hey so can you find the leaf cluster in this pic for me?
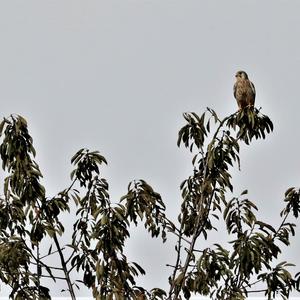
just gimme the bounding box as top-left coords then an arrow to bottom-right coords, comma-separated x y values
226,107 -> 273,144
168,107 -> 300,300
0,116 -> 168,299
0,107 -> 299,300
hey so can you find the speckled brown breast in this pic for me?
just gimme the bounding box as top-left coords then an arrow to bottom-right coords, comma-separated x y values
234,79 -> 256,109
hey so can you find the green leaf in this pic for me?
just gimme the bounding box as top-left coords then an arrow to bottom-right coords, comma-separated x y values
0,120 -> 5,136
241,190 -> 248,196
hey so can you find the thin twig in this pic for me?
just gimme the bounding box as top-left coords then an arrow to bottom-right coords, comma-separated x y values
169,114 -> 233,299
40,247 -> 65,260
30,261 -> 63,271
39,274 -> 67,281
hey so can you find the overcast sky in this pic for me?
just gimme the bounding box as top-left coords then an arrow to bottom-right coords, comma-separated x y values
1,0 -> 300,297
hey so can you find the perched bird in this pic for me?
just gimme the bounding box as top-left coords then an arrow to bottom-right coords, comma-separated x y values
233,71 -> 256,110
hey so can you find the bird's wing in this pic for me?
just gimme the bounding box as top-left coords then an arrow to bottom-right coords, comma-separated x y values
249,81 -> 256,99
233,82 -> 237,99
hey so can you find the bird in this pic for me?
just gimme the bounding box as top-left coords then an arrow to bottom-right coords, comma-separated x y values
233,70 -> 256,110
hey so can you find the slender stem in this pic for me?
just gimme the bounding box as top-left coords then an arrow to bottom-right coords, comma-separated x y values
235,197 -> 246,290
167,226 -> 184,296
37,243 -> 41,298
249,278 -> 263,286
65,207 -> 89,266
62,177 -> 78,197
169,115 -> 231,299
53,233 -> 76,300
172,193 -> 214,299
39,274 -> 67,281
30,261 -> 63,271
38,177 -> 78,298
169,228 -> 190,244
67,255 -> 85,275
65,233 -> 83,265
40,247 -> 65,260
273,211 -> 289,241
246,289 -> 267,294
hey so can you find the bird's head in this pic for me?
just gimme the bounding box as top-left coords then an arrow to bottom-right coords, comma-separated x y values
235,70 -> 249,80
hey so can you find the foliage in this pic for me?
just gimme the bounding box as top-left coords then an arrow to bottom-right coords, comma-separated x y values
0,108 -> 299,299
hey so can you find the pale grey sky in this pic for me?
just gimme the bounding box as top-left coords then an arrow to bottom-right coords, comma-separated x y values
1,0 -> 300,297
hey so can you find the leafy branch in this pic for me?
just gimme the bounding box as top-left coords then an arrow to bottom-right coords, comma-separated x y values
0,107 -> 299,300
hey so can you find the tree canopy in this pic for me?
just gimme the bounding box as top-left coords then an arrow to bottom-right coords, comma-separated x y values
0,107 -> 299,299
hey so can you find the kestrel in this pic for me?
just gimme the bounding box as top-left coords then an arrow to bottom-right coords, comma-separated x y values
233,71 -> 256,110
